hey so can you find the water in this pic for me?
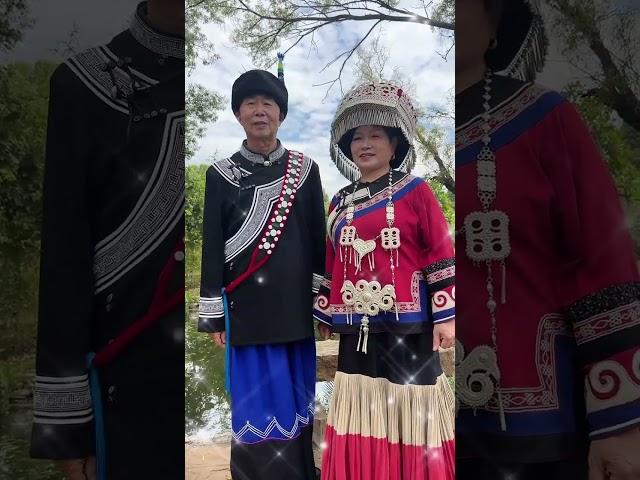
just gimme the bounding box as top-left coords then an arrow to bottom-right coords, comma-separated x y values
0,365 -> 60,480
0,314 -> 331,477
184,313 -> 334,443
184,315 -> 232,442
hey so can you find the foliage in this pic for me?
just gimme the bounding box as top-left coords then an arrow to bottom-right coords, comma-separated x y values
196,0 -> 455,95
186,163 -> 210,250
568,88 -> 640,203
565,85 -> 640,253
185,1 -> 227,159
186,84 -> 224,160
427,178 -> 455,227
351,37 -> 455,204
0,0 -> 31,53
0,62 -> 57,357
0,62 -> 55,256
546,0 -> 640,133
184,292 -> 230,436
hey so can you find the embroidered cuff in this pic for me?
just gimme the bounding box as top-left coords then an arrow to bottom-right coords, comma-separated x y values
423,258 -> 455,292
313,281 -> 332,326
199,296 -> 224,319
33,374 -> 93,425
431,284 -> 456,324
584,346 -> 640,439
31,376 -> 95,458
312,273 -> 324,294
571,284 -> 640,347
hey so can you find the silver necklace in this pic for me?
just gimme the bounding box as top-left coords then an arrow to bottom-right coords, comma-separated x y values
339,168 -> 400,353
460,71 -> 509,430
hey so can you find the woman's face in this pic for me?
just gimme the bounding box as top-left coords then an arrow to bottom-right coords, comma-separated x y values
456,0 -> 494,73
350,125 -> 398,174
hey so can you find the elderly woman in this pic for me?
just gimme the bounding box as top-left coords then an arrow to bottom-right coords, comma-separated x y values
456,0 -> 640,479
313,81 -> 456,480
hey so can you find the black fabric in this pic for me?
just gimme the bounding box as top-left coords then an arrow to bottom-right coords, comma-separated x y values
230,424 -> 316,480
456,74 -> 529,129
485,0 -> 547,76
337,332 -> 441,386
457,455 -> 589,480
198,149 -> 326,346
31,7 -> 184,463
101,308 -> 184,479
232,69 -> 289,118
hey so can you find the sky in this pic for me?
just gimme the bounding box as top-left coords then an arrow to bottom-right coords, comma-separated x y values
187,2 -> 456,196
5,1 -> 636,197
0,0 -> 136,63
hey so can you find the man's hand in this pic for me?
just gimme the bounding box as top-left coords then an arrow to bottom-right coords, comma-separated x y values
432,320 -> 455,351
58,457 -> 96,480
589,427 -> 640,480
208,331 -> 226,348
317,323 -> 332,340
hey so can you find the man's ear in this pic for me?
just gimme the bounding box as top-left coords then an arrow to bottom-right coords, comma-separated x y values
279,112 -> 285,122
234,111 -> 241,123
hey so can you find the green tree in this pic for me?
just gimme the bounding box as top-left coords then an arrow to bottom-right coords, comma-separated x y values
0,62 -> 58,355
186,83 -> 224,159
546,0 -> 640,134
203,0 -> 453,94
186,163 -> 209,249
185,163 -> 210,289
0,0 -> 31,53
351,36 -> 455,224
566,85 -> 640,253
186,1 -> 226,159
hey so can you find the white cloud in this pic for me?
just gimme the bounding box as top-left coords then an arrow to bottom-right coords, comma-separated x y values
188,1 -> 454,196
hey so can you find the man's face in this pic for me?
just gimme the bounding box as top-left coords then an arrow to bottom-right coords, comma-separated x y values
235,94 -> 282,142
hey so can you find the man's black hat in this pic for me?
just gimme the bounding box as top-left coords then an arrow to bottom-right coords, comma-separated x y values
231,69 -> 288,119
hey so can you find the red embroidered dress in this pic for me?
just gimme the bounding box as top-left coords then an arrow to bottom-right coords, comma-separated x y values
314,172 -> 455,333
314,171 -> 455,480
456,75 -> 640,463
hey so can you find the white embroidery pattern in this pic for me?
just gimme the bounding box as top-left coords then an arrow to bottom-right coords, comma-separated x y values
129,6 -> 185,59
65,46 -> 157,114
426,266 -> 455,285
232,402 -> 314,442
33,374 -> 93,425
223,154 -> 314,263
312,273 -> 324,293
199,296 -> 224,319
458,314 -> 572,412
432,287 -> 456,318
93,112 -> 185,293
575,302 -> 640,346
211,158 -> 251,187
328,175 -> 414,244
331,270 -> 425,314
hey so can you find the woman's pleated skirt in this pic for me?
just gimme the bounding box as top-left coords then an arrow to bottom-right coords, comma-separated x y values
321,333 -> 455,480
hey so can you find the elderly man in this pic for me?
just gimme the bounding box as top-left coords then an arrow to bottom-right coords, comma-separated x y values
198,67 -> 326,479
31,2 -> 185,479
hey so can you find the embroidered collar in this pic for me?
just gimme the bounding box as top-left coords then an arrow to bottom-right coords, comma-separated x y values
239,140 -> 286,165
130,2 -> 185,59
